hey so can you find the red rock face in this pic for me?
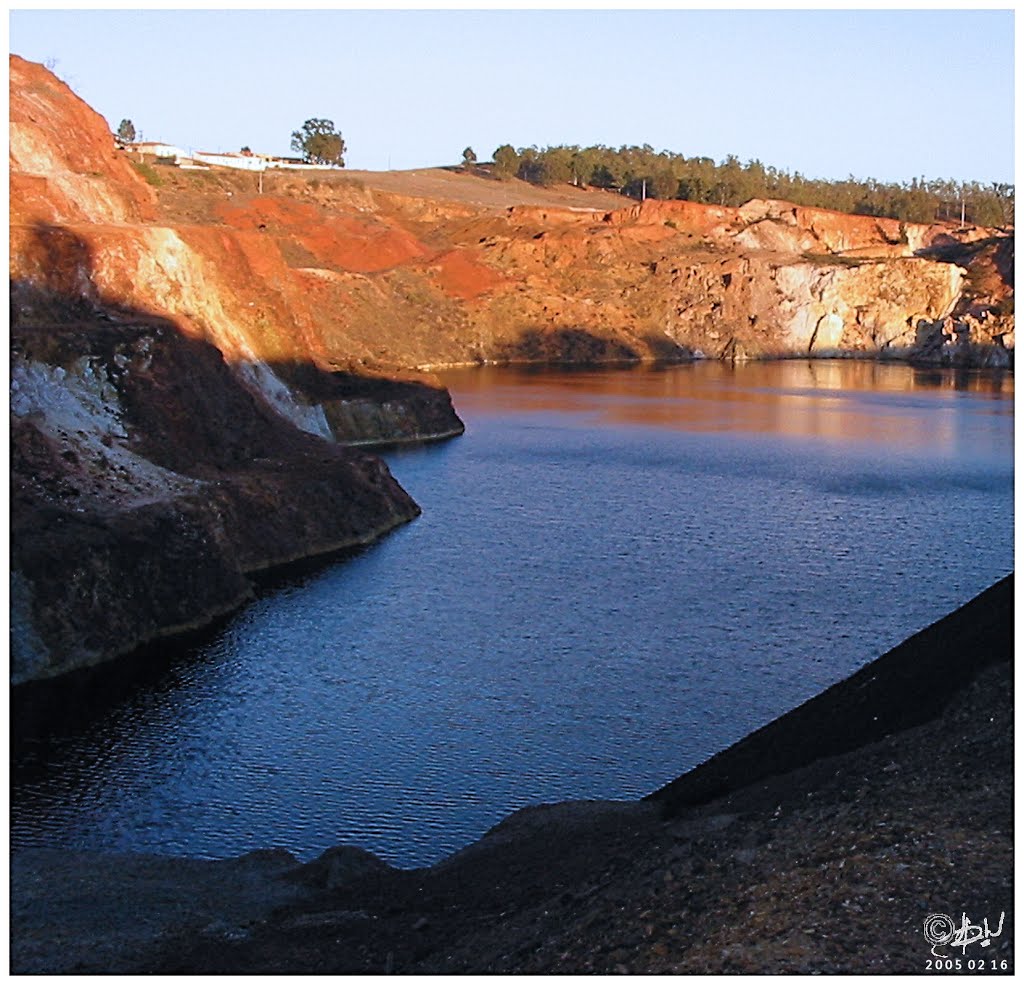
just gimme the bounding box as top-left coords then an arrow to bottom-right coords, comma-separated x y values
10,55 -> 156,224
425,249 -> 510,301
8,56 -> 463,684
214,195 -> 430,273
9,54 -> 1013,375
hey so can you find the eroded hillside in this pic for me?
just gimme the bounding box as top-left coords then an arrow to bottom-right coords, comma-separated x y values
9,56 -> 461,683
11,56 -> 1014,381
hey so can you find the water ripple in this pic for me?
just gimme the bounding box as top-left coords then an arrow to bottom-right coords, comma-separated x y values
11,362 -> 1014,868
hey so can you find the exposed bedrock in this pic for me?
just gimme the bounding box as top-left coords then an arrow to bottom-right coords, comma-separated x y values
10,315 -> 423,684
10,55 -> 1014,379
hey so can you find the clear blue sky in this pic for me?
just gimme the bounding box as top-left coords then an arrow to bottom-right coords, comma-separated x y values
9,8 -> 1016,185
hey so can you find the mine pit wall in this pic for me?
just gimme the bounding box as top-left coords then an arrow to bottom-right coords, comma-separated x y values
10,220 -> 466,447
8,54 -> 1012,687
489,251 -> 1009,370
322,396 -> 466,446
10,179 -> 1011,388
8,314 -> 431,686
645,254 -> 968,363
10,57 -> 1013,382
380,207 -> 1008,371
13,199 -> 1010,396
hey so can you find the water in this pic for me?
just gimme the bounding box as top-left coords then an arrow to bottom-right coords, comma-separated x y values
11,360 -> 1013,868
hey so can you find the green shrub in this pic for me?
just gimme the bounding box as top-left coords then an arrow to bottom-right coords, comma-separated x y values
130,161 -> 163,187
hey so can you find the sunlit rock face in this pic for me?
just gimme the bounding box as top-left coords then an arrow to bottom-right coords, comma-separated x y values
10,55 -> 1011,377
646,254 -> 965,360
10,56 -> 156,225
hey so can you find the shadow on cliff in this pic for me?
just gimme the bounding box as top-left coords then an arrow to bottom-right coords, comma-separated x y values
492,327 -> 640,365
12,222 -> 463,469
492,326 -> 695,365
914,231 -> 1015,295
11,222 -> 458,696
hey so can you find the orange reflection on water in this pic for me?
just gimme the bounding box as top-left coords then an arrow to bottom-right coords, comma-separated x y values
439,360 -> 1013,450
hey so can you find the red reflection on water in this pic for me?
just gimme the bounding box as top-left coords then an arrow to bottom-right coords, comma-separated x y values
438,360 -> 1013,449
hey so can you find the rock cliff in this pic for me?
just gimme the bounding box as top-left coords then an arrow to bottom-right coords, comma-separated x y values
8,54 -> 1014,681
9,310 -> 428,684
11,56 -> 1012,381
9,56 -> 460,683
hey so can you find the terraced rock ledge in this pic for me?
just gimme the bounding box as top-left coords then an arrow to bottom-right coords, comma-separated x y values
11,575 -> 1013,975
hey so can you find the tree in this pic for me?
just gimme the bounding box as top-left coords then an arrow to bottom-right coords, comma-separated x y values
590,163 -> 620,191
462,146 -> 477,168
466,139 -> 1012,224
571,147 -> 595,187
290,118 -> 346,166
648,166 -> 680,200
516,147 -> 545,184
116,119 -> 136,144
537,146 -> 573,186
493,144 -> 519,180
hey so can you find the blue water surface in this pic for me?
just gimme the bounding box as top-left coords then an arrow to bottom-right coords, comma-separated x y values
11,361 -> 1013,867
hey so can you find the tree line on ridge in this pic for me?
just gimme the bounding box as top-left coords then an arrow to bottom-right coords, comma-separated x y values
473,143 -> 1013,227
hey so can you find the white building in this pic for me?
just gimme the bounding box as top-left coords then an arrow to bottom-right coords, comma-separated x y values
127,141 -> 188,160
121,140 -> 340,173
192,151 -> 266,172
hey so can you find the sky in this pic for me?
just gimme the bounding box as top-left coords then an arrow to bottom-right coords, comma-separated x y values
7,7 -> 1017,186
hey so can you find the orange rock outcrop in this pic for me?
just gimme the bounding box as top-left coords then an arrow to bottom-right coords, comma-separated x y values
10,54 -> 1014,378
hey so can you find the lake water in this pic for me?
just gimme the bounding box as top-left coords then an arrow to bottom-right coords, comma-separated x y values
11,360 -> 1014,868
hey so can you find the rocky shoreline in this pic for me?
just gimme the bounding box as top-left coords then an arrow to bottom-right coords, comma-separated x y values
11,575 -> 1013,975
10,315 -> 464,685
413,345 -> 1014,373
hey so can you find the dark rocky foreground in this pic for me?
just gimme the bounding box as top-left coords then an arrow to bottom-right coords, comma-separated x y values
10,575 -> 1013,975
